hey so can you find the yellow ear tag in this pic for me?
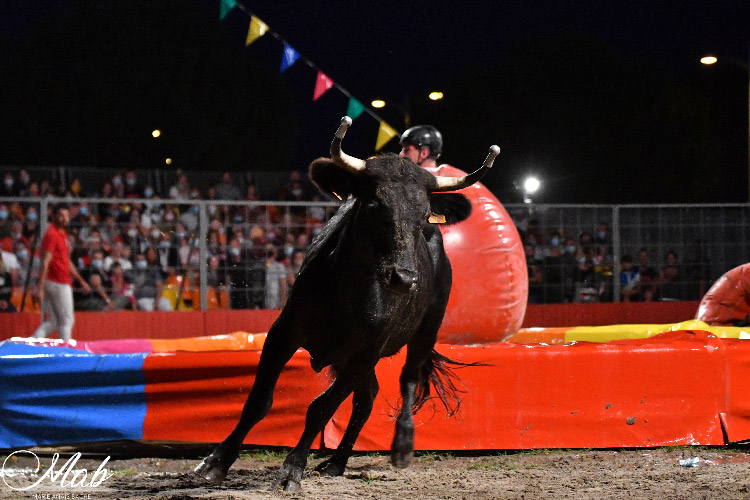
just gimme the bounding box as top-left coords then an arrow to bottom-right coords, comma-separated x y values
429,214 -> 446,224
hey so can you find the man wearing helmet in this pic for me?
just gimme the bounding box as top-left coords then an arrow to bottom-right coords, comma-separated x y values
399,125 -> 443,168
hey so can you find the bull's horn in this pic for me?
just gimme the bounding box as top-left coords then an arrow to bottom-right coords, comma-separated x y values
432,145 -> 500,192
331,116 -> 366,174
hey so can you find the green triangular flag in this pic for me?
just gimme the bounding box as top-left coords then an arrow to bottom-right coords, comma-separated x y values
220,0 -> 237,19
346,98 -> 365,121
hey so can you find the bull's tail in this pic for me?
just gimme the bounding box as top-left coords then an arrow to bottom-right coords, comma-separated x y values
412,349 -> 482,417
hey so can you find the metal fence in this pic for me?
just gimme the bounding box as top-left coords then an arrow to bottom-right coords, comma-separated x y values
505,203 -> 750,304
1,197 -> 748,311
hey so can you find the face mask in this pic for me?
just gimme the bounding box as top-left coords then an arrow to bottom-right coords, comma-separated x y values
144,188 -> 154,198
175,231 -> 186,239
136,260 -> 148,270
284,246 -> 294,256
113,176 -> 122,186
292,189 -> 303,197
159,240 -> 171,249
191,206 -> 200,214
92,259 -> 103,269
79,206 -> 88,216
16,249 -> 28,260
233,216 -> 243,223
207,205 -> 217,215
150,212 -> 161,223
0,210 -> 7,220
151,229 -> 161,239
4,179 -> 13,188
127,229 -> 138,238
229,247 -> 241,257
126,178 -> 136,186
550,237 -> 559,247
27,212 -> 38,222
164,212 -> 175,221
566,245 -> 576,254
598,231 -> 607,240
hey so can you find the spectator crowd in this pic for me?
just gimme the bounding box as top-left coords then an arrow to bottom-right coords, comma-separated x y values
514,214 -> 710,304
0,168 -> 332,313
0,167 -> 713,312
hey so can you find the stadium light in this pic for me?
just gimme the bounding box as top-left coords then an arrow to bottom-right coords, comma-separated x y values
522,176 -> 541,204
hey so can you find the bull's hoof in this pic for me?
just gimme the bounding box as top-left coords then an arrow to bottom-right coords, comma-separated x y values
271,463 -> 303,492
391,449 -> 413,469
194,457 -> 227,485
315,459 -> 345,477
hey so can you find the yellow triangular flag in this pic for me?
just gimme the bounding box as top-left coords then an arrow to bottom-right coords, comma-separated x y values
375,121 -> 397,151
246,16 -> 269,46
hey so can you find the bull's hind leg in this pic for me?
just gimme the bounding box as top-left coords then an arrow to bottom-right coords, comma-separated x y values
315,370 -> 379,476
273,375 -> 356,492
195,329 -> 300,485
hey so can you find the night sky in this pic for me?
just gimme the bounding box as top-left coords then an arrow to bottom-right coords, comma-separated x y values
1,0 -> 748,203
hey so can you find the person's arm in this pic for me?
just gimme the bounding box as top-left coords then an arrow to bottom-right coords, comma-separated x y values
279,272 -> 288,307
35,251 -> 53,302
68,258 -> 91,294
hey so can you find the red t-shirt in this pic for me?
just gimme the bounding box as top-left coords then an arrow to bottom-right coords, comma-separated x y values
42,224 -> 71,285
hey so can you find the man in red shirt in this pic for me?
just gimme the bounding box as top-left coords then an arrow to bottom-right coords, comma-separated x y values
33,204 -> 90,341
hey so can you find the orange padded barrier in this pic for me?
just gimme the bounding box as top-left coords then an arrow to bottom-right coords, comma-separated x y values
141,349 -> 330,446
325,331 -> 744,450
131,330 -> 750,450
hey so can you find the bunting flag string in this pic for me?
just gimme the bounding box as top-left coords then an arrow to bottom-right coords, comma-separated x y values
221,1 -> 399,151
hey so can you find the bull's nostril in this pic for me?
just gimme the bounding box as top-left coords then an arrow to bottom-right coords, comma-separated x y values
389,268 -> 418,294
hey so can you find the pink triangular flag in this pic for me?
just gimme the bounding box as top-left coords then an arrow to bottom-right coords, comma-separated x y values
313,71 -> 335,101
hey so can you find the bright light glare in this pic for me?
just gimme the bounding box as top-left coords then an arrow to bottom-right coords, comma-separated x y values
371,100 -> 386,108
152,129 -> 161,138
700,56 -> 718,65
428,91 -> 444,101
165,158 -> 172,165
524,177 -> 541,194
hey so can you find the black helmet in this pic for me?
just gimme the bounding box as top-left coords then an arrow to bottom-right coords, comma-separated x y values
399,125 -> 443,159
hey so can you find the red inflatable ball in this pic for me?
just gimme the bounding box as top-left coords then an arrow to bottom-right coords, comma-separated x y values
426,165 -> 528,344
696,263 -> 750,326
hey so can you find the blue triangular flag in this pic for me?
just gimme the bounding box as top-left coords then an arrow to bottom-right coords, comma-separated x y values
280,44 -> 300,73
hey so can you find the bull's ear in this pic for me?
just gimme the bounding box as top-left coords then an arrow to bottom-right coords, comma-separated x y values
309,158 -> 355,201
429,193 -> 472,225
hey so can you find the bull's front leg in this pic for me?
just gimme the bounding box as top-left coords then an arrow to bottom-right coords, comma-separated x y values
315,370 -> 379,477
195,332 -> 299,485
273,376 -> 354,492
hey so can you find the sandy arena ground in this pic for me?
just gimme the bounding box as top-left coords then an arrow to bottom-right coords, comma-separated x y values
3,445 -> 750,499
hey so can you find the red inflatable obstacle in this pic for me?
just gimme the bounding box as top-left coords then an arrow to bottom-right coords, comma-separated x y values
426,165 -> 527,344
697,263 -> 750,325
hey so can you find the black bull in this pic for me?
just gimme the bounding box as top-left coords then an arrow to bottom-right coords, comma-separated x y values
196,117 -> 500,491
